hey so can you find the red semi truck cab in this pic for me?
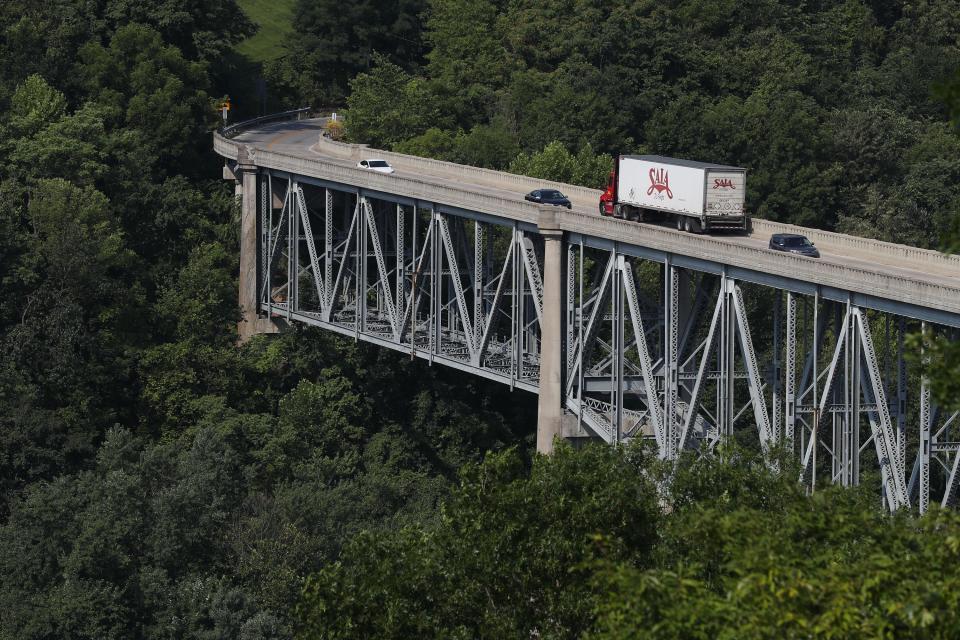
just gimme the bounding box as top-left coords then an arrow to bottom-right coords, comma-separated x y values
599,171 -> 615,216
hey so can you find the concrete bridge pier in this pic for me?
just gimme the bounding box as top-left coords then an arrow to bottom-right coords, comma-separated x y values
536,208 -> 565,454
231,148 -> 280,342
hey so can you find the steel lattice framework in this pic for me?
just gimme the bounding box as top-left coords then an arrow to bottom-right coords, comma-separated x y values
240,168 -> 959,514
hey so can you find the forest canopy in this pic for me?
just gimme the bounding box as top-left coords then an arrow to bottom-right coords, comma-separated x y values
0,0 -> 959,638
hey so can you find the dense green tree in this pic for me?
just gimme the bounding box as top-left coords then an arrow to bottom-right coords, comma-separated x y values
344,57 -> 446,148
423,0 -> 511,127
99,0 -> 256,62
298,446 -> 960,639
3,2 -> 960,638
510,140 -> 612,188
298,443 -> 661,639
264,0 -> 427,106
394,120 -> 520,169
591,492 -> 960,639
0,0 -> 252,109
76,24 -> 213,173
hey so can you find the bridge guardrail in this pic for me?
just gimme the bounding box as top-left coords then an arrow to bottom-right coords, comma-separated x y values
750,219 -> 960,271
313,136 -> 602,203
241,144 -> 544,225
220,107 -> 312,139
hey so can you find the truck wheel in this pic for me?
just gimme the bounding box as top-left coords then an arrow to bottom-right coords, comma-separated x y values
676,217 -> 684,231
598,203 -> 605,216
683,218 -> 692,233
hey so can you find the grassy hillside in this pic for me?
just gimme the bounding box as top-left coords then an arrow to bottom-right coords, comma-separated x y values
236,0 -> 296,62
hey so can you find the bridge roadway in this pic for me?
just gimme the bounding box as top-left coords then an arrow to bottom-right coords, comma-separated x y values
217,119 -> 960,326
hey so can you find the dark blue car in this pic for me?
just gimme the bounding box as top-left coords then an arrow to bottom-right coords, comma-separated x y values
769,233 -> 820,258
525,189 -> 572,209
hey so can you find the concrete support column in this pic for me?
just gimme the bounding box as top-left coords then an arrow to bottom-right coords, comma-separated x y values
234,149 -> 279,342
537,209 -> 564,454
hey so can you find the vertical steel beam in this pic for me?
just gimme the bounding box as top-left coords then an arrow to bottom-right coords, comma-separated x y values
897,318 -> 907,469
566,243 -> 577,372
920,321 -> 931,514
324,189 -> 333,309
357,195 -> 367,334
288,178 -> 299,319
431,208 -> 440,362
850,305 -> 861,486
664,257 -> 680,457
515,229 -> 524,384
773,290 -> 783,442
509,227 -> 518,388
474,221 -> 485,348
718,273 -> 736,438
577,240 -> 585,431
811,289 -> 820,492
785,292 -> 798,447
324,200 -> 358,323
358,197 -> 399,336
266,175 -> 274,317
397,204 -> 405,331
611,252 -> 621,441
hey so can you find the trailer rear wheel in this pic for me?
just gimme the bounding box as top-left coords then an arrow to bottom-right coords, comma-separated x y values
676,216 -> 684,231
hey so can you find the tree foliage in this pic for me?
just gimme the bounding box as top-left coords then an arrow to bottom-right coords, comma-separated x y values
2,1 -> 960,638
298,443 -> 661,639
264,0 -> 428,106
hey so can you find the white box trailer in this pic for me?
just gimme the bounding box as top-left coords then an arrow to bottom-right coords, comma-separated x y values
600,155 -> 749,233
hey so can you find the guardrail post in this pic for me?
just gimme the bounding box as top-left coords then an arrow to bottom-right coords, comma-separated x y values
536,208 -> 565,453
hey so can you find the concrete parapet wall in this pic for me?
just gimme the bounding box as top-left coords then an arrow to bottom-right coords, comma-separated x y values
313,135 -> 601,202
752,219 -> 960,273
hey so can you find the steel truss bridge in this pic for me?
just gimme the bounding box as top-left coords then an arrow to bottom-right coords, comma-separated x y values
216,111 -> 960,514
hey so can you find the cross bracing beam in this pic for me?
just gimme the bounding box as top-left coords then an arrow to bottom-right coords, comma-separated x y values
239,169 -> 960,513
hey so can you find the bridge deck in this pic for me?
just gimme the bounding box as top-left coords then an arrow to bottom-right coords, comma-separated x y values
217,119 -> 960,324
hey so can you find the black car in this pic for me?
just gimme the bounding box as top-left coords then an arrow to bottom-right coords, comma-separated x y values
525,189 -> 572,209
769,233 -> 820,258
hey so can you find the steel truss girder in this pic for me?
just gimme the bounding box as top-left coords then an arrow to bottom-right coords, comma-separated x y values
250,177 -> 959,512
262,184 -> 547,386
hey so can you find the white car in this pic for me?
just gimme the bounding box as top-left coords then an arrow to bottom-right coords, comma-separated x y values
357,159 -> 395,174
